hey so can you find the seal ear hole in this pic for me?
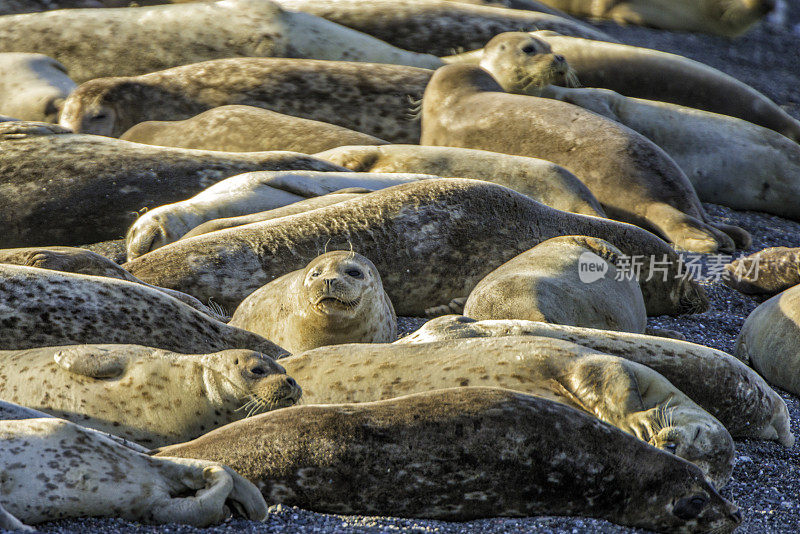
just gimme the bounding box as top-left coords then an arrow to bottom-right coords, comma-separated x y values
672,494 -> 708,520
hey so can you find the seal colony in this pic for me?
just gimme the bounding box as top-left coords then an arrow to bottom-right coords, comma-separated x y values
0,0 -> 797,531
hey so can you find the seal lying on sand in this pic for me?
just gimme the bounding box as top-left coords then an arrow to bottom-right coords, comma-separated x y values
420,64 -> 740,253
463,236 -> 648,333
0,417 -> 267,529
0,345 -> 300,447
282,337 -> 734,486
0,246 -> 227,320
0,0 -> 440,83
0,53 -> 75,122
59,58 -> 432,140
231,251 -> 397,353
155,387 -> 742,532
316,144 -> 605,217
724,247 -> 800,295
399,315 -> 795,447
123,179 -> 708,317
0,121 -> 344,247
125,171 -> 435,260
736,284 -> 800,396
271,0 -> 614,56
119,105 -> 388,153
0,264 -> 286,357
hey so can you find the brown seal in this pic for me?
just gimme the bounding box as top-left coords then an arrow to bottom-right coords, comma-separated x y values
724,247 -> 800,295
154,387 -> 742,532
231,251 -> 396,352
0,0 -> 440,83
0,417 -> 267,529
736,284 -> 800,396
463,236 -> 647,332
316,143 -> 605,217
123,178 -> 708,317
399,315 -> 795,447
271,0 -> 614,56
59,58 -> 432,141
420,63 -> 740,253
0,53 -> 75,122
119,105 -> 387,153
282,336 -> 735,486
0,264 -> 287,357
0,345 -> 300,447
0,121 -> 345,247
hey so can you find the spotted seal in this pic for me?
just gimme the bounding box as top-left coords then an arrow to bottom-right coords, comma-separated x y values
0,121 -> 345,247
724,247 -> 800,295
316,144 -> 605,217
231,251 -> 396,353
123,178 -> 708,317
59,58 -> 432,140
0,417 -> 267,529
119,105 -> 388,153
283,336 -> 734,486
271,0 -> 614,57
0,53 -> 75,122
0,264 -> 287,356
155,387 -> 742,531
736,284 -> 800,396
0,0 -> 440,83
0,345 -> 300,447
125,171 -> 435,260
420,63 -> 741,253
399,315 -> 795,447
463,236 -> 647,332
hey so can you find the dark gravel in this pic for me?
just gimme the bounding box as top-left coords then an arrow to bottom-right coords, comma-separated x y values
9,2 -> 800,533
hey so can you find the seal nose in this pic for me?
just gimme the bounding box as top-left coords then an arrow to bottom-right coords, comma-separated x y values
731,509 -> 742,524
554,54 -> 566,64
286,376 -> 298,389
759,0 -> 776,14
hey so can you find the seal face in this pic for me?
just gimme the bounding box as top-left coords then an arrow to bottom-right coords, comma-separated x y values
398,315 -> 795,447
0,345 -> 301,447
0,53 -> 75,122
155,387 -> 742,532
0,417 -> 267,528
231,251 -> 397,353
725,247 -> 800,295
280,336 -> 734,486
463,235 -> 648,333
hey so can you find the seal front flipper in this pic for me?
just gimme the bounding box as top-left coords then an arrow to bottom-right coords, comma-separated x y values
0,502 -> 33,532
54,346 -> 130,379
425,297 -> 467,317
0,120 -> 71,140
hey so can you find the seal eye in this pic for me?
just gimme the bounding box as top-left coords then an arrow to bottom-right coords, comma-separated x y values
90,113 -> 108,121
310,271 -> 320,278
521,44 -> 537,54
250,366 -> 267,376
672,495 -> 708,520
346,269 -> 363,278
664,443 -> 677,454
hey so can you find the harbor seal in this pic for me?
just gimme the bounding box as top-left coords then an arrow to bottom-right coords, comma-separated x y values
0,0 -> 440,83
530,0 -> 774,36
181,190 -> 369,240
516,32 -> 800,142
125,171 -> 435,260
420,64 -> 739,253
0,264 -> 287,357
0,53 -> 75,122
155,387 -> 742,531
230,251 -> 397,353
724,247 -> 800,295
282,337 -> 734,486
123,179 -> 708,317
271,0 -> 614,56
0,246 -> 228,320
0,345 -> 301,447
119,105 -> 388,153
0,121 -> 345,247
59,58 -> 432,140
316,144 -> 605,217
399,315 -> 795,446
463,236 -> 647,332
0,417 -> 267,529
736,284 -> 800,396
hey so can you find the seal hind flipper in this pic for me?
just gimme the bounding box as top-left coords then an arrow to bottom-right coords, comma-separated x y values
54,346 -> 130,379
261,173 -> 349,198
0,503 -> 33,532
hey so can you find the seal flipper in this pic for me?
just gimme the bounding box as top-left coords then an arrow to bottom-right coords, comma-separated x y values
645,203 -> 735,253
425,297 -> 467,318
261,174 -> 343,198
54,346 -> 130,379
0,502 -> 33,532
